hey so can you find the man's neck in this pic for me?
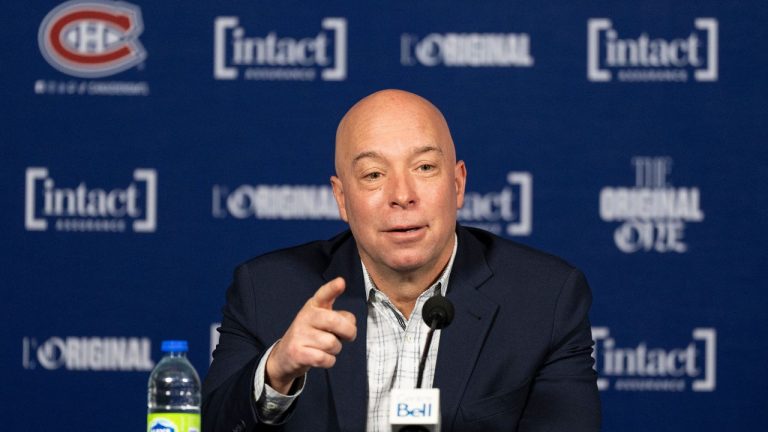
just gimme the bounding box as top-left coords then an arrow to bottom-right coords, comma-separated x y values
361,237 -> 456,319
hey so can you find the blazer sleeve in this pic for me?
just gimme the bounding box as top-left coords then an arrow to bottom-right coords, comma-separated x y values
517,268 -> 602,432
202,263 -> 298,432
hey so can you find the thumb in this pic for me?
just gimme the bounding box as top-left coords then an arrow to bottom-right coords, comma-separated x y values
312,277 -> 346,309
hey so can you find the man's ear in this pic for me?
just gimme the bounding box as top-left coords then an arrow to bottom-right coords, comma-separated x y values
330,175 -> 349,222
454,161 -> 467,209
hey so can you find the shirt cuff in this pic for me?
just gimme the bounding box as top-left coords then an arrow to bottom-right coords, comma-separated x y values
253,341 -> 306,424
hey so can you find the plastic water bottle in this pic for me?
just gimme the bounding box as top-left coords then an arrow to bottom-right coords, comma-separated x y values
147,340 -> 201,432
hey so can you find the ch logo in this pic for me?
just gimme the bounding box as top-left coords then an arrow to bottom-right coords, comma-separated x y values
38,0 -> 147,78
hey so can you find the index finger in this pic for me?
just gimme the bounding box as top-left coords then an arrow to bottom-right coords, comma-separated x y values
312,277 -> 346,309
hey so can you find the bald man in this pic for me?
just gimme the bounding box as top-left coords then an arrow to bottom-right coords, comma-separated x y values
203,90 -> 601,432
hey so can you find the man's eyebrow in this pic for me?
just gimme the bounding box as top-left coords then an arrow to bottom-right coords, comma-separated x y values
351,146 -> 443,165
352,151 -> 382,165
413,146 -> 443,156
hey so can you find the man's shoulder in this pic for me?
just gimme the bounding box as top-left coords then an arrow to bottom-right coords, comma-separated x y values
236,230 -> 354,275
460,226 -> 579,278
459,227 -> 589,309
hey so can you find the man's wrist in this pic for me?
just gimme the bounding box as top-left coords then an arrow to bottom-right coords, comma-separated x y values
254,342 -> 306,425
265,343 -> 298,394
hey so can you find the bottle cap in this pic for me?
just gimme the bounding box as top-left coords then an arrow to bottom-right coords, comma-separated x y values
161,340 -> 188,353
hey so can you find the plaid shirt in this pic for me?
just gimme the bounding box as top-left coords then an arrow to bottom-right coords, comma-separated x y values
255,236 -> 458,431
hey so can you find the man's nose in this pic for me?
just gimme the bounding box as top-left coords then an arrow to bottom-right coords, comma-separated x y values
388,173 -> 417,209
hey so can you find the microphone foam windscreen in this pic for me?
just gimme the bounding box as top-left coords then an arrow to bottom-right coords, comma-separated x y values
421,295 -> 455,329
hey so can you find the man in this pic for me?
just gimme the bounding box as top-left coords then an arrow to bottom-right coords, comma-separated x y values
203,90 -> 601,431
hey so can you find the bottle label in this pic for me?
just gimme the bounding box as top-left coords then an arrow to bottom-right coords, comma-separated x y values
147,413 -> 200,432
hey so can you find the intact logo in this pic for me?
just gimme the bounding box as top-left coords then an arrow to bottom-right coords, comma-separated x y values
458,172 -> 532,236
25,167 -> 157,233
588,18 -> 718,82
599,157 -> 703,253
22,336 -> 154,371
401,32 -> 533,67
38,0 -> 146,79
214,17 -> 347,81
592,327 -> 716,392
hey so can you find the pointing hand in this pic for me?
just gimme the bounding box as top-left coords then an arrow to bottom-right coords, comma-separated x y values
265,277 -> 357,393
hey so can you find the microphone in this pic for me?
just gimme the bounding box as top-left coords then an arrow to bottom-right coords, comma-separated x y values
390,288 -> 455,432
422,294 -> 455,329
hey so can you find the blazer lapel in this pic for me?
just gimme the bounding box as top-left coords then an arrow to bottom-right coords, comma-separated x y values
323,233 -> 369,432
434,227 -> 498,431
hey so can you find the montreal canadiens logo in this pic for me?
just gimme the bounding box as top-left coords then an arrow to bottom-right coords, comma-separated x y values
38,0 -> 146,78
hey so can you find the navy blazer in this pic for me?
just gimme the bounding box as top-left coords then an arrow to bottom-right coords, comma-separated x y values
203,226 -> 601,431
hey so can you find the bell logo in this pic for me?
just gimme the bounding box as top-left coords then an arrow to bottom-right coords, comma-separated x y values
38,0 -> 147,78
396,403 -> 433,418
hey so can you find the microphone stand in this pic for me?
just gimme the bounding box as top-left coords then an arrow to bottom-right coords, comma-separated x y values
416,317 -> 438,389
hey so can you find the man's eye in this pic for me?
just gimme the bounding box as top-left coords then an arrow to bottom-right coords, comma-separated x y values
418,164 -> 435,172
364,172 -> 382,180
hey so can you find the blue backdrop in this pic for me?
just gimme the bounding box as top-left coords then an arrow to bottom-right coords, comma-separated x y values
3,1 -> 767,430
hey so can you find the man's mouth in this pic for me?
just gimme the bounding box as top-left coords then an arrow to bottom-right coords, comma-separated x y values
386,226 -> 424,233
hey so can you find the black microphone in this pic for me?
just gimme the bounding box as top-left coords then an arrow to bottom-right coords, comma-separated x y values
422,293 -> 455,330
416,289 -> 454,388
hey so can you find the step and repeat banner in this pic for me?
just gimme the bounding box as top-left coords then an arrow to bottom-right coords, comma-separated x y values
3,1 -> 766,430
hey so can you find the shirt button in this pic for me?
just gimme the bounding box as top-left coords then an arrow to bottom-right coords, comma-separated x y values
266,402 -> 278,410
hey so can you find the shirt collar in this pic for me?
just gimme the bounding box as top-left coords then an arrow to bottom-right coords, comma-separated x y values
362,233 -> 457,302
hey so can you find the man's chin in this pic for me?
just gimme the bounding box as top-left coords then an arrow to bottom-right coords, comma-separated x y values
383,255 -> 430,273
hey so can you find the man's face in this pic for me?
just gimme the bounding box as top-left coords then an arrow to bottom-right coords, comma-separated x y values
331,93 -> 466,276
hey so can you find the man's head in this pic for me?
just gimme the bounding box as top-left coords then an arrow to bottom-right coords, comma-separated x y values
331,89 -> 466,280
